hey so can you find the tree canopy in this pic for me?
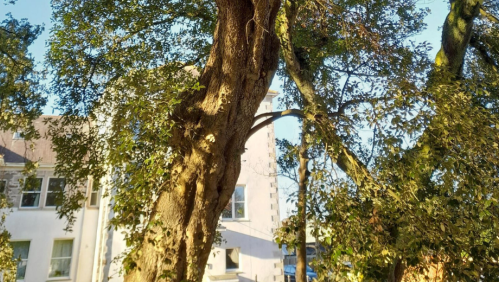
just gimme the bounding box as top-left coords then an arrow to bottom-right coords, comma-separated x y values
0,0 -> 46,279
1,0 -> 499,281
274,0 -> 499,281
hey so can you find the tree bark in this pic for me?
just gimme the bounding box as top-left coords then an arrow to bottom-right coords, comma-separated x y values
123,0 -> 281,281
295,121 -> 310,282
388,259 -> 405,282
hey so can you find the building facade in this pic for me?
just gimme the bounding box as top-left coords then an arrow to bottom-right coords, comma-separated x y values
0,92 -> 283,282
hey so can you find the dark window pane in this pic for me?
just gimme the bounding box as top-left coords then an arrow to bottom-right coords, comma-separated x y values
11,241 -> 30,259
92,180 -> 100,191
0,180 -> 6,193
21,193 -> 40,207
234,186 -> 244,201
48,178 -> 65,192
11,241 -> 30,280
46,193 -> 63,206
16,261 -> 27,279
24,178 -> 42,192
90,192 -> 98,206
46,178 -> 65,206
235,203 -> 245,218
226,249 -> 239,269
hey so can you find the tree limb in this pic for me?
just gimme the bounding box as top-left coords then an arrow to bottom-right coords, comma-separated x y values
480,7 -> 499,24
469,33 -> 499,71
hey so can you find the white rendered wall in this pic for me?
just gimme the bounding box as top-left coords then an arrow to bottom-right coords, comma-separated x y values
3,168 -> 99,282
5,206 -> 99,282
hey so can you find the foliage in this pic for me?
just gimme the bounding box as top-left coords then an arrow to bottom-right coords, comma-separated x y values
37,0 -> 499,280
0,1 -> 46,277
274,0 -> 499,281
45,0 -> 216,248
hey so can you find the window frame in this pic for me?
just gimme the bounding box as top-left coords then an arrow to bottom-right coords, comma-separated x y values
10,240 -> 31,282
12,132 -> 24,140
225,248 -> 241,272
88,179 -> 100,207
44,178 -> 66,207
19,177 -> 43,208
0,179 -> 7,194
221,185 -> 247,220
48,239 -> 74,279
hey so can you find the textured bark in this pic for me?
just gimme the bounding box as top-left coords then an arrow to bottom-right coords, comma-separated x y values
435,0 -> 483,75
295,122 -> 310,282
388,259 -> 405,282
123,1 -> 281,281
400,0 -> 483,188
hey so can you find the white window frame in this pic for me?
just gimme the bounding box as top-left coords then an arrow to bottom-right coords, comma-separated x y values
225,248 -> 241,272
10,240 -> 31,282
48,239 -> 73,279
222,185 -> 246,220
45,178 -> 66,207
88,179 -> 100,207
20,178 -> 43,208
13,132 -> 23,139
0,179 -> 7,194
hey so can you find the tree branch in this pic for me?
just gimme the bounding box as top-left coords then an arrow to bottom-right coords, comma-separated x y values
480,7 -> 499,24
469,33 -> 499,71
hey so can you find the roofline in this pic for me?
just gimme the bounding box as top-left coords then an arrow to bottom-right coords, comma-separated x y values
267,89 -> 279,97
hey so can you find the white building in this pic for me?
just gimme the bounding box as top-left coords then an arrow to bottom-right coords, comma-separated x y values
0,92 -> 283,282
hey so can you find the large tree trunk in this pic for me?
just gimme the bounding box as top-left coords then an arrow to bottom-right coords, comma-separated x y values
123,1 -> 281,281
295,122 -> 310,282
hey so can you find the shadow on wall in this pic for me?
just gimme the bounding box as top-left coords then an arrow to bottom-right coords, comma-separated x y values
221,229 -> 281,260
0,146 -> 29,163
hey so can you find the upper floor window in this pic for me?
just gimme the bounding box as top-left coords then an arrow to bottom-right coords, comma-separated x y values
11,241 -> 30,281
13,132 -> 23,139
89,179 -> 100,207
0,180 -> 6,194
20,178 -> 42,208
222,186 -> 245,219
49,239 -> 73,278
45,178 -> 66,207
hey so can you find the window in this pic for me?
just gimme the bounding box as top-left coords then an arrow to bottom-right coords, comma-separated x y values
0,180 -> 6,194
13,132 -> 23,139
89,179 -> 99,207
11,241 -> 30,281
49,240 -> 73,278
226,248 -> 240,271
20,178 -> 42,208
222,186 -> 245,219
45,178 -> 65,207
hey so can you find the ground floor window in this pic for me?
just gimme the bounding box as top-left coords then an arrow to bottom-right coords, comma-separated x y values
49,239 -> 73,278
226,248 -> 240,271
11,241 -> 30,280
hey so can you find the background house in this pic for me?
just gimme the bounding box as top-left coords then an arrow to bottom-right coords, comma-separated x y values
0,91 -> 283,282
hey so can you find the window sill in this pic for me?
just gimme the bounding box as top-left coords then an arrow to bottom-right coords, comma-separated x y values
221,219 -> 250,222
46,277 -> 71,281
17,206 -> 41,210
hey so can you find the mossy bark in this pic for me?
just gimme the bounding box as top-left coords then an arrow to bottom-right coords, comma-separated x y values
123,1 -> 281,281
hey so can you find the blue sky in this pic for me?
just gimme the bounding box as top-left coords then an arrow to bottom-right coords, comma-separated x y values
2,0 -> 450,219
